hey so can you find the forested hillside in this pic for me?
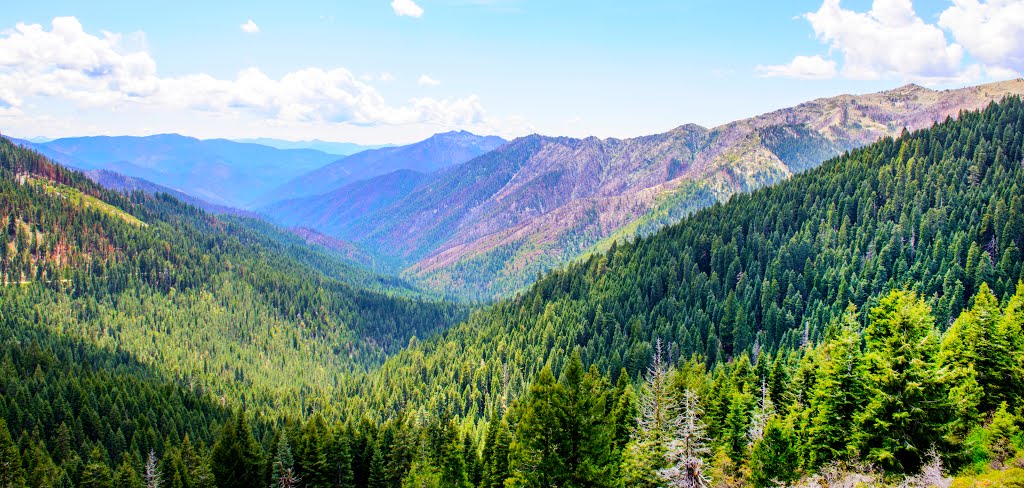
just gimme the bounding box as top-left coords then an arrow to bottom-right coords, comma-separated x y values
3,98 -> 1024,486
346,97 -> 1024,419
326,98 -> 1024,484
0,134 -> 465,415
264,80 -> 1024,300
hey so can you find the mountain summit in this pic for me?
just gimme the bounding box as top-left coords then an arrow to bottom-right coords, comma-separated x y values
262,79 -> 1024,299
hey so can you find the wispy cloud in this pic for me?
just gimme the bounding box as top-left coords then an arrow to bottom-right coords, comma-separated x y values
756,55 -> 836,80
391,0 -> 424,18
240,19 -> 260,34
418,74 -> 441,86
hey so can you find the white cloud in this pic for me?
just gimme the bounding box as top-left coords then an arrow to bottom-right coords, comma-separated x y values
938,0 -> 1024,75
803,0 -> 969,83
391,0 -> 424,18
379,72 -> 396,82
755,55 -> 837,80
0,17 -> 497,131
240,19 -> 260,34
418,74 -> 441,86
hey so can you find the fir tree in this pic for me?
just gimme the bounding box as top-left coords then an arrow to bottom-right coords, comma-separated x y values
855,290 -> 951,473
986,402 -> 1019,469
748,418 -> 798,488
558,353 -> 614,487
658,389 -> 712,488
804,307 -> 865,468
210,410 -> 264,488
507,365 -> 564,487
0,420 -> 25,488
480,418 -> 511,488
270,436 -> 298,488
144,449 -> 161,488
621,343 -> 675,488
81,447 -> 114,488
114,459 -> 142,488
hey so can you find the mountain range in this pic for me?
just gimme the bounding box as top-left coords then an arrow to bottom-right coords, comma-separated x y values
260,130 -> 508,205
262,79 -> 1024,299
230,137 -> 391,155
2,84 -> 1023,487
16,134 -> 342,208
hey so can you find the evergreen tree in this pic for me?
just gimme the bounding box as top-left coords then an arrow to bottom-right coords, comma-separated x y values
210,410 -> 264,488
463,433 -> 482,487
0,420 -> 25,488
179,435 -> 215,488
270,435 -> 298,488
748,418 -> 798,488
855,290 -> 951,473
435,419 -> 469,488
986,402 -> 1019,469
81,447 -> 114,488
804,307 -> 864,468
329,427 -> 356,488
611,370 -> 638,452
940,283 -> 1018,413
400,460 -> 441,488
507,365 -> 564,487
621,344 -> 675,488
658,389 -> 712,488
114,459 -> 143,488
996,282 -> 1024,408
557,353 -> 614,487
480,418 -> 511,488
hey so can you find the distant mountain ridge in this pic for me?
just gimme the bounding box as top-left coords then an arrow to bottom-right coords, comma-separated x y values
231,137 -> 392,155
261,130 -> 507,204
18,134 -> 341,208
262,79 -> 1024,299
83,169 -> 259,218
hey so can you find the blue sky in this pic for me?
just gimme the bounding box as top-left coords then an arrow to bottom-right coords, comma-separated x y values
1,0 -> 1021,144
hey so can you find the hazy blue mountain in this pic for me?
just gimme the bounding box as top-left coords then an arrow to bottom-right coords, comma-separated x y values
84,168 -> 258,217
260,130 -> 506,205
232,137 -> 392,155
27,134 -> 339,207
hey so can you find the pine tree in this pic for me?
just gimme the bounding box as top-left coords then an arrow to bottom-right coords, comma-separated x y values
506,365 -> 565,487
748,418 -> 798,488
986,402 -> 1019,469
621,343 -> 675,488
210,410 -> 264,488
805,307 -> 865,468
0,420 -> 26,488
81,447 -> 114,488
658,389 -> 712,488
270,435 -> 299,488
114,459 -> 142,488
855,290 -> 951,473
144,449 -> 161,488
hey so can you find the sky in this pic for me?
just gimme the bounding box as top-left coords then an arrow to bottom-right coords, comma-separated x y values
0,0 -> 1022,145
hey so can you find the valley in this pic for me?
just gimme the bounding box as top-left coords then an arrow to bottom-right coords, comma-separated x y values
2,2 -> 1024,486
